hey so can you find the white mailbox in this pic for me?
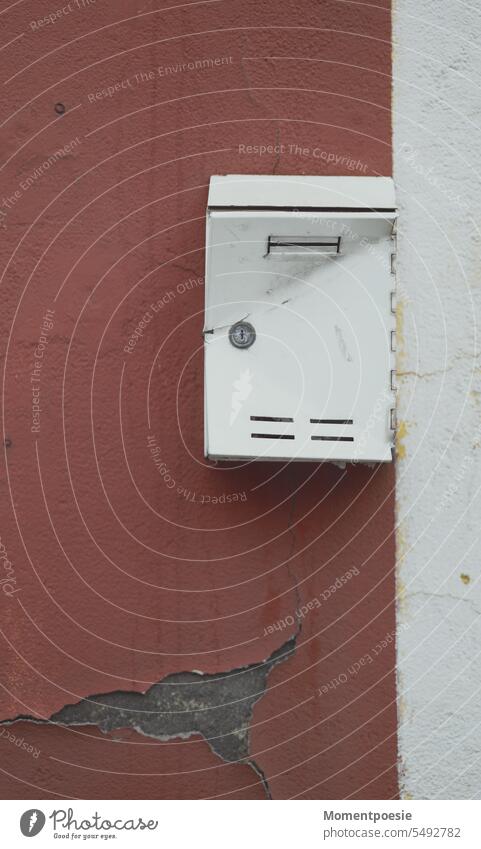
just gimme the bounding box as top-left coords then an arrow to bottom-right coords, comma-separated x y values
204,175 -> 396,463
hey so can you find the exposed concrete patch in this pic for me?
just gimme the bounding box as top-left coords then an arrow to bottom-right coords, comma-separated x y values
0,637 -> 296,799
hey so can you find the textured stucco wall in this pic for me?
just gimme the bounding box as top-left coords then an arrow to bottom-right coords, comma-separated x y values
0,0 -> 396,799
394,0 -> 481,799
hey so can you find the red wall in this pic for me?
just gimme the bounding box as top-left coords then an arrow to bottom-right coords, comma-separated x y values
0,0 -> 396,799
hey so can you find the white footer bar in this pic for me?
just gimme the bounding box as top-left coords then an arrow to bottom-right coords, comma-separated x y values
2,799 -> 479,848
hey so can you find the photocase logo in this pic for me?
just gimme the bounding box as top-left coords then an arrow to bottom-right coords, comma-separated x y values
20,809 -> 45,837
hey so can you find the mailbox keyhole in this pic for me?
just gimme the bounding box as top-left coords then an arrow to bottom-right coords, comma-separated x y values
229,322 -> 256,349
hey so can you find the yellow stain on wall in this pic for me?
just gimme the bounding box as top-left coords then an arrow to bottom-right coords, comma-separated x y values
396,558 -> 409,619
395,523 -> 410,623
396,420 -> 409,460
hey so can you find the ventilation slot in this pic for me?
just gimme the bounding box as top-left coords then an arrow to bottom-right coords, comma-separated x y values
310,418 -> 353,425
251,433 -> 295,440
311,436 -> 354,442
250,416 -> 294,423
310,417 -> 354,443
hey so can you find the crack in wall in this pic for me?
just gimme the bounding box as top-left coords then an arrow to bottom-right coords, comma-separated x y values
286,492 -> 303,640
0,637 -> 296,799
407,589 -> 481,617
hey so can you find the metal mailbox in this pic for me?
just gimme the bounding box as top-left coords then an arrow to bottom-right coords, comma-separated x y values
204,175 -> 397,463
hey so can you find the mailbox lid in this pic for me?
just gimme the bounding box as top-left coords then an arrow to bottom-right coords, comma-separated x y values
208,175 -> 396,211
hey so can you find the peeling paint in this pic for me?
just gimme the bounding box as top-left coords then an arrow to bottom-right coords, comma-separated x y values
1,638 -> 296,799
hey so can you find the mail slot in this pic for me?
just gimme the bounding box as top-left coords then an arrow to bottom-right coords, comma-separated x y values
267,236 -> 342,256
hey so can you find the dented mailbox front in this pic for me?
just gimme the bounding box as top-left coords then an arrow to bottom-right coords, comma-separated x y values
204,175 -> 397,463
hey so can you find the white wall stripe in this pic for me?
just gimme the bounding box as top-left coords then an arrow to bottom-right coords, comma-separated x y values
394,0 -> 481,799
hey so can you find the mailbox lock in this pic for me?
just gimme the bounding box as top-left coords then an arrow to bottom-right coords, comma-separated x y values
229,321 -> 256,349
